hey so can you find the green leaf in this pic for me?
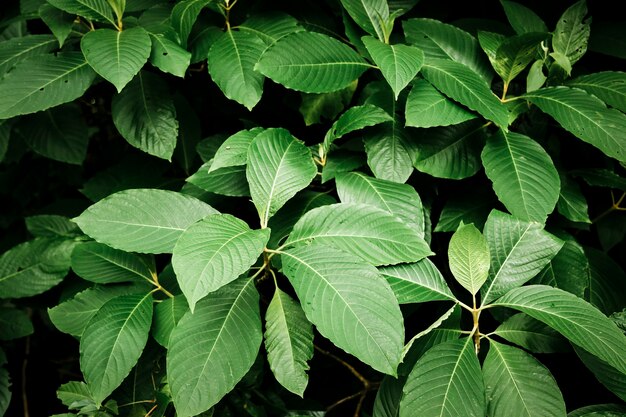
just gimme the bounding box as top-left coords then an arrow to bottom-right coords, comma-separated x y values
210,128 -> 264,173
56,381 -> 93,408
80,292 -> 153,405
362,36 -> 424,99
151,295 -> 188,348
25,215 -> 80,238
73,189 -> 218,254
323,104 -> 392,154
403,18 -> 492,82
363,121 -> 417,183
256,31 -> 370,93
246,128 -> 317,227
557,175 -> 591,223
585,248 -> 626,315
111,71 -> 178,160
0,307 -> 33,340
0,239 -> 73,299
322,149 -> 366,183
399,338 -> 485,417
401,306 -> 460,365
171,0 -> 212,47
336,171 -> 425,233
47,0 -> 116,26
552,0 -> 590,66
168,278 -> 262,416
107,0 -> 125,22
572,169 -> 626,192
373,375 -> 406,417
0,34 -> 57,77
282,244 -> 404,375
414,120 -> 487,179
477,31 -> 505,65
495,313 -> 568,353
340,0 -> 389,41
0,52 -> 96,119
149,33 -> 191,78
567,71 -> 626,113
299,81 -> 357,125
286,203 -> 433,266
494,285 -> 626,375
0,365 -> 9,417
569,405 -> 626,417
208,30 -> 266,110
0,120 -> 9,162
491,33 -> 548,85
527,59 -> 547,92
481,210 -> 563,304
533,237 -> 588,300
48,284 -> 145,337
172,214 -> 269,311
448,223 -> 490,295
524,86 -> 626,163
238,12 -> 303,46
575,345 -> 626,402
71,241 -> 154,285
264,287 -> 314,397
501,1 -> 548,34
482,130 -> 560,223
405,79 -> 477,128
483,340 -> 566,417
81,27 -> 151,92
421,59 -> 508,129
188,161 -> 250,197
379,258 -> 456,304
435,188 -> 494,232
13,102 -> 89,165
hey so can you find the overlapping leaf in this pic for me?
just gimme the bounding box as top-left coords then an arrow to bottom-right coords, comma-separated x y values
48,0 -> 116,26
171,0 -> 213,47
238,12 -> 303,46
323,104 -> 392,154
557,175 -> 591,223
210,128 -> 264,172
0,34 -> 57,77
38,5 -> 74,47
340,0 -> 389,41
363,117 -> 417,183
405,79 -> 476,128
567,71 -> 626,113
495,313 -> 568,353
501,1 -> 548,34
152,295 -> 188,348
379,259 -> 455,304
149,33 -> 191,78
552,0 -> 589,66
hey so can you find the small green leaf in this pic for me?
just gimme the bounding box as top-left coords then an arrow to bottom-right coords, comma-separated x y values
340,0 -> 389,41
25,215 -> 80,238
149,33 -> 191,78
491,32 -> 548,85
379,258 -> 456,304
567,71 -> 626,113
526,59 -> 547,92
552,0 -> 590,66
557,175 -> 591,223
501,1 -> 547,33
533,237 -> 588,300
323,104 -> 393,154
38,5 -> 74,47
152,295 -> 188,348
71,241 -> 154,284
238,12 -> 302,46
47,0 -> 117,26
107,0 -> 125,23
448,223 -> 490,295
495,313 -> 568,353
171,0 -> 212,47
56,381 -> 93,408
172,214 -> 269,311
81,27 -> 151,92
0,34 -> 57,76
299,81 -> 357,125
187,161 -> 250,197
373,375 -> 407,417
363,120 -> 417,183
210,128 -> 264,173
572,169 -> 626,191
435,189 -> 494,232
405,79 -> 477,128
0,308 -> 33,340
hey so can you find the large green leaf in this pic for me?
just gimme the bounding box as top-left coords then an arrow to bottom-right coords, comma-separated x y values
482,130 -> 560,223
495,313 -> 568,353
483,340 -> 566,417
148,33 -> 191,78
47,0 -> 116,26
399,338 -> 485,417
414,120 -> 486,179
336,171 -> 425,233
256,31 -> 370,93
171,0 -> 212,47
282,244 -> 404,375
323,104 -> 392,154
80,292 -> 153,405
210,128 -> 264,172
81,27 -> 151,92
111,71 -> 178,160
340,0 -> 389,41
151,295 -> 188,348
362,36 -> 424,99
73,189 -> 218,254
524,86 -> 626,163
285,203 -> 433,266
448,223 -> 490,295
379,258 -> 456,304
403,18 -> 492,82
246,128 -> 317,227
208,30 -> 267,110
501,1 -> 548,34
264,287 -> 314,397
0,34 -> 57,77
0,307 -> 33,340
567,71 -> 626,113
405,79 -> 477,128
552,0 -> 589,66
238,12 -> 303,46
481,210 -> 563,304
168,278 -> 262,417
494,285 -> 626,375
575,345 -> 626,402
172,214 -> 269,311
421,59 -> 508,129
0,52 -> 95,119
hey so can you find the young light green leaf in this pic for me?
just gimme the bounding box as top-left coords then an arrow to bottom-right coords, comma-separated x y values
557,175 -> 591,223
399,338 -> 485,417
238,12 -> 303,46
421,59 -> 508,129
501,1 -> 548,34
482,130 -> 560,223
282,244 -> 404,375
246,128 -> 317,227
25,215 -> 80,238
403,18 -> 492,82
0,52 -> 96,119
492,33 -> 548,85
379,259 -> 456,304
336,171 -> 425,233
524,86 -> 626,163
264,288 -> 314,397
552,0 -> 590,66
168,278 -> 262,417
414,120 -> 487,179
363,119 -> 417,183
493,285 -> 626,376
71,241 -> 154,285
172,214 -> 269,311
373,375 -> 407,417
483,340 -> 566,417
81,27 -> 151,92
111,71 -> 178,160
73,189 -> 218,254
56,381 -> 93,408
362,36 -> 424,99
286,203 -> 433,266
107,0 -> 125,22
151,295 -> 188,348
256,31 -> 370,93
47,0 -> 117,26
38,5 -> 74,47
149,33 -> 191,78
208,30 -> 266,110
210,128 -> 264,173
0,308 -> 33,340
80,292 -> 153,405
567,71 -> 626,113
405,79 -> 477,128
495,313 -> 568,353
323,104 -> 393,154
0,34 -> 57,76
448,223 -> 490,295
481,210 -> 563,304
171,0 -> 213,47
575,345 -> 626,402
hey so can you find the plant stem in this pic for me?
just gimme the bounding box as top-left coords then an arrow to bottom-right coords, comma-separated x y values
591,191 -> 626,223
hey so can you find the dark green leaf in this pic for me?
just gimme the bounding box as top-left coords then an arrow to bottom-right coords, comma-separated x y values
552,0 -> 590,66
238,12 -> 303,46
323,104 -> 392,154
340,0 -> 389,41
171,0 -> 212,47
495,313 -> 568,353
0,34 -> 57,77
25,214 -> 80,238
501,1 -> 548,34
557,175 -> 591,223
0,307 -> 33,340
151,295 -> 188,348
47,0 -> 116,26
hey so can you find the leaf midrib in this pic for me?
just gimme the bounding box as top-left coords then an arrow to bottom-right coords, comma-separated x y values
491,343 -> 533,416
